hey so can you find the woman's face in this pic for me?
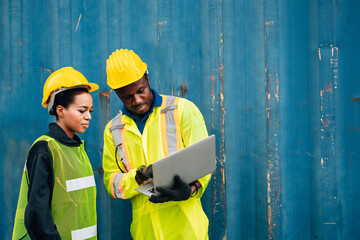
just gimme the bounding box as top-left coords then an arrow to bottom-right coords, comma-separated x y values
56,92 -> 93,138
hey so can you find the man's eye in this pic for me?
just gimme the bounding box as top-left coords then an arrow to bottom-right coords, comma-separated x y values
138,88 -> 145,93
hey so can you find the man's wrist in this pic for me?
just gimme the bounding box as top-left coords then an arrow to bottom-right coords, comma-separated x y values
136,165 -> 148,181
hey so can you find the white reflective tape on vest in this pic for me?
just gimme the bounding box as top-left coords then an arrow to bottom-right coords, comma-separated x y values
66,175 -> 96,192
71,224 -> 97,240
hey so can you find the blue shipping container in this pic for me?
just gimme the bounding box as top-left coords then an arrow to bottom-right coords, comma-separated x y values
1,0 -> 359,239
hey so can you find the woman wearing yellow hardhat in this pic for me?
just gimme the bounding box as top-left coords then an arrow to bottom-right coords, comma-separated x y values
12,67 -> 99,240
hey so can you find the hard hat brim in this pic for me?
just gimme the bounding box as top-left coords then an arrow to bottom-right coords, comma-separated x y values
88,82 -> 99,93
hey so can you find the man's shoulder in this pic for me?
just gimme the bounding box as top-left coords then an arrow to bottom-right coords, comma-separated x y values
105,111 -> 123,130
177,97 -> 197,108
110,111 -> 123,120
160,94 -> 193,104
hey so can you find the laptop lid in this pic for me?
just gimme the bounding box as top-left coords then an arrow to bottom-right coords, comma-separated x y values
136,135 -> 216,196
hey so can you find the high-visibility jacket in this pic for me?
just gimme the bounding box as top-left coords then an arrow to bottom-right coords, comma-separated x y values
103,95 -> 211,240
13,135 -> 97,240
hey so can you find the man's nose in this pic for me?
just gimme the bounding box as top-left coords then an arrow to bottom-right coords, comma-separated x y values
133,94 -> 142,105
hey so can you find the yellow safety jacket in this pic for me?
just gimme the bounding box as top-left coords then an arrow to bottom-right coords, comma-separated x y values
103,95 -> 211,240
13,135 -> 97,240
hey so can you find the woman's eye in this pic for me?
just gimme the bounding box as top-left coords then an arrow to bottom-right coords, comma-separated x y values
79,110 -> 85,113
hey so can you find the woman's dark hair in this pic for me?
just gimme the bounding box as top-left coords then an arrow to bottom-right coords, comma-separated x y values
50,88 -> 89,118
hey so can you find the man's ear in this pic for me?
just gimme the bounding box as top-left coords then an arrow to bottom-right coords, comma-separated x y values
144,73 -> 150,87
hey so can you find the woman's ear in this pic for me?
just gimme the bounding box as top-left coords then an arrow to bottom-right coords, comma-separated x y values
56,105 -> 64,118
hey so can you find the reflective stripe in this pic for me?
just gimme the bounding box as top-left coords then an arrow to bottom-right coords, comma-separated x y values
109,113 -> 125,132
110,113 -> 124,148
161,105 -> 177,113
160,97 -> 169,156
112,172 -> 125,199
66,175 -> 95,192
111,112 -> 131,171
161,96 -> 179,156
71,224 -> 97,240
121,128 -> 133,170
173,97 -> 182,151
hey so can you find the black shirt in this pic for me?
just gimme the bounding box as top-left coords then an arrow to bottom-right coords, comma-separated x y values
24,123 -> 82,239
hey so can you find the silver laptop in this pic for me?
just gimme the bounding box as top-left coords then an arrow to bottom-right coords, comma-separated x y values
136,135 -> 216,197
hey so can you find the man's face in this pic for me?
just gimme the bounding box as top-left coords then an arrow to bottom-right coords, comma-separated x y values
115,74 -> 153,120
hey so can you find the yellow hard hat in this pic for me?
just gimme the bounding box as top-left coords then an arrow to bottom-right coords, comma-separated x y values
106,49 -> 147,89
42,67 -> 99,110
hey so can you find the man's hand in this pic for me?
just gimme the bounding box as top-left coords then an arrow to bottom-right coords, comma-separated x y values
144,164 -> 153,178
135,164 -> 152,185
149,175 -> 191,203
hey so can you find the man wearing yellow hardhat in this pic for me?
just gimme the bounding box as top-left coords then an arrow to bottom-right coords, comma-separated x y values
12,67 -> 98,240
102,49 -> 211,239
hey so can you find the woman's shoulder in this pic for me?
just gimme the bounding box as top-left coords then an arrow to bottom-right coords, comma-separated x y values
27,137 -> 53,172
28,136 -> 53,158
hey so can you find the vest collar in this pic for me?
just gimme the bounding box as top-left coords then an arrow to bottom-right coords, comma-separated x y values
46,123 -> 82,147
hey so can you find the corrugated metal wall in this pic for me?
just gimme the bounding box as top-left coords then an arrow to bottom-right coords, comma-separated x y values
1,0 -> 359,239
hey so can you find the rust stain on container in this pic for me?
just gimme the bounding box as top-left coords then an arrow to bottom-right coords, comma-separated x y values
40,66 -> 53,74
210,75 -> 216,97
218,15 -> 226,164
94,167 -> 103,173
180,81 -> 187,97
265,12 -> 281,240
268,205 -> 272,225
320,83 -> 333,96
209,15 -> 226,238
99,90 -> 111,99
158,20 -> 167,26
157,19 -> 168,46
219,63 -> 224,102
210,75 -> 217,130
99,90 -> 111,125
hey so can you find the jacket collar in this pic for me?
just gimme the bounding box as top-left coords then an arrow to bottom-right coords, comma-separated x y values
46,123 -> 82,147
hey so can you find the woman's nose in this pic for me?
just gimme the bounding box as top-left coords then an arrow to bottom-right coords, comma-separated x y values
85,111 -> 92,120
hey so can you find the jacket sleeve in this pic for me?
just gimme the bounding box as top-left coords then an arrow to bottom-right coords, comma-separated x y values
178,98 -> 212,198
102,121 -> 140,199
25,141 -> 61,240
